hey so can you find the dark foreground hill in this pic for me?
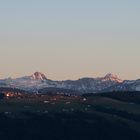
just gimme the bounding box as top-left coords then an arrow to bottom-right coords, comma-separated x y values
0,91 -> 140,140
0,112 -> 140,140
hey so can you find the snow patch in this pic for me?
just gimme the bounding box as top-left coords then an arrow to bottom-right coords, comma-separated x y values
136,85 -> 140,91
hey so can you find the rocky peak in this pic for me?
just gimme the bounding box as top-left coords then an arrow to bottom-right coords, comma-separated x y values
104,73 -> 123,83
31,72 -> 47,80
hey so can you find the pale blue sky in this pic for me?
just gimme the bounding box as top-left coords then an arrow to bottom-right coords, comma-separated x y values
0,0 -> 140,80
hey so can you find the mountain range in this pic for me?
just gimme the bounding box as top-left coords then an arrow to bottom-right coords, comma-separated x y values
0,72 -> 140,94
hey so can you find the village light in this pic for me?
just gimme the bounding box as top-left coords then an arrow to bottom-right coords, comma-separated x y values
6,93 -> 10,97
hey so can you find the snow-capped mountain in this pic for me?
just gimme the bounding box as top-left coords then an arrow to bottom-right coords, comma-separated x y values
103,73 -> 123,83
112,79 -> 140,92
31,72 -> 47,81
1,72 -> 56,91
0,72 -> 140,94
55,73 -> 123,93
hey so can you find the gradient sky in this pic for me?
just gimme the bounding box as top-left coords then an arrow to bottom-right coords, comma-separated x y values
0,0 -> 140,80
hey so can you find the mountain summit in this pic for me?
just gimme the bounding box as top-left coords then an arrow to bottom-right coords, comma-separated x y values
31,72 -> 47,80
104,73 -> 123,83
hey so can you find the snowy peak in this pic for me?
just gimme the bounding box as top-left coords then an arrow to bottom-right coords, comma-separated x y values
31,72 -> 47,81
104,73 -> 123,83
104,73 -> 118,79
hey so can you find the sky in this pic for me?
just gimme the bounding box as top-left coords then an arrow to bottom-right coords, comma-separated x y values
0,0 -> 140,80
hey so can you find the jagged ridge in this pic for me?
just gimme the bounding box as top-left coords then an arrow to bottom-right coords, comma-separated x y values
0,72 -> 140,94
